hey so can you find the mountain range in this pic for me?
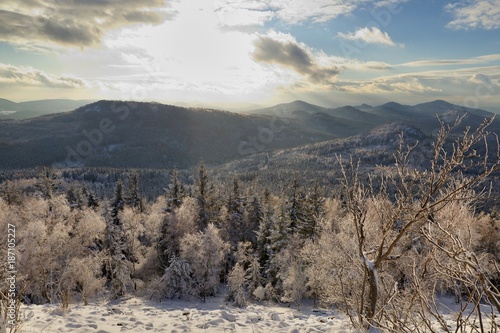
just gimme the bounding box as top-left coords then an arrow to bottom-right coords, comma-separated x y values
0,99 -> 498,170
0,98 -> 95,120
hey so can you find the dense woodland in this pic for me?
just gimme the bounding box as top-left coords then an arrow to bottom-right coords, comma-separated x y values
1,117 -> 500,332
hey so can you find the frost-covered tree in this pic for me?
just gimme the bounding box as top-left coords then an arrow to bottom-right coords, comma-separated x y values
58,255 -> 105,306
180,224 -> 230,300
35,167 -> 58,200
107,181 -> 134,297
158,196 -> 198,265
338,116 -> 500,330
161,256 -> 195,299
228,263 -> 247,307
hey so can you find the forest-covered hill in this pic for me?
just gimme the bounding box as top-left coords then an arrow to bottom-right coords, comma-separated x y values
0,99 -> 498,170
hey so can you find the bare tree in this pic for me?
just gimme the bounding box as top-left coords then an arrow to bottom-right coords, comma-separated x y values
338,115 -> 500,330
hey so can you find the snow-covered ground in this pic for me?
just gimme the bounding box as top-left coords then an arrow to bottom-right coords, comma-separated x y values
15,295 -> 500,332
18,296 -> 352,333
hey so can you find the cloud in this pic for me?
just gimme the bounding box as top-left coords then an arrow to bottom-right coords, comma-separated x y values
0,63 -> 87,88
337,77 -> 442,94
213,0 -> 408,27
253,34 -> 339,85
335,66 -> 500,96
338,27 -> 401,46
400,54 -> 500,67
0,0 -> 174,47
445,0 -> 500,30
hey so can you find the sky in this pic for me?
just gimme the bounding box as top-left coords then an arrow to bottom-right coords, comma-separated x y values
0,0 -> 499,111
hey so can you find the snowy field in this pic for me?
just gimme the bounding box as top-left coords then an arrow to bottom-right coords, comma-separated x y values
17,296 -> 353,333
14,294 -> 500,333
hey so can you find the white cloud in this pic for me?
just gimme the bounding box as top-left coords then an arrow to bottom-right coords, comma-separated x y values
445,0 -> 500,30
337,27 -> 401,47
335,66 -> 500,98
374,0 -> 409,8
213,0 -> 409,27
0,63 -> 87,88
400,54 -> 500,67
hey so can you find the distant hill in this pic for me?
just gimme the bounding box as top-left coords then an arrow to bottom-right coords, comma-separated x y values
248,99 -> 499,136
0,99 -> 497,170
0,100 -> 335,169
0,98 -> 94,119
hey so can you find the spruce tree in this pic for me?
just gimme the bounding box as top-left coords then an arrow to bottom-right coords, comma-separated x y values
298,182 -> 325,241
107,181 -> 133,297
166,168 -> 185,210
196,162 -> 212,230
126,174 -> 144,212
286,180 -> 307,232
246,196 -> 263,246
83,186 -> 99,210
226,178 -> 246,247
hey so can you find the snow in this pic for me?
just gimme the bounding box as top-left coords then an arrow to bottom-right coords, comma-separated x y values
18,296 -> 353,333
15,294 -> 500,332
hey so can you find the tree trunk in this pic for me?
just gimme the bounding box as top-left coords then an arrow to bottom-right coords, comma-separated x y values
366,267 -> 378,322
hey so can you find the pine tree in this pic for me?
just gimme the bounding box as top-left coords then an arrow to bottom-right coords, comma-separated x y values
256,191 -> 274,277
246,196 -> 263,246
36,167 -> 57,200
197,162 -> 210,229
266,207 -> 292,289
286,180 -> 307,232
66,186 -> 83,209
298,182 -> 325,241
161,255 -> 194,299
107,181 -> 133,297
126,174 -> 144,212
166,168 -> 185,210
111,181 -> 124,226
83,186 -> 99,210
226,178 -> 246,247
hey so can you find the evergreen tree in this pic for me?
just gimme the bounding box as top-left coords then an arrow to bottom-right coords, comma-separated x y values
107,181 -> 133,297
246,195 -> 263,246
286,180 -> 307,232
298,182 -> 325,241
83,186 -> 99,210
196,162 -> 212,230
66,186 -> 84,209
266,207 -> 292,289
111,181 -> 125,226
166,168 -> 185,210
226,178 -> 246,247
161,255 -> 195,299
256,190 -> 274,277
126,174 -> 144,212
36,167 -> 57,200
